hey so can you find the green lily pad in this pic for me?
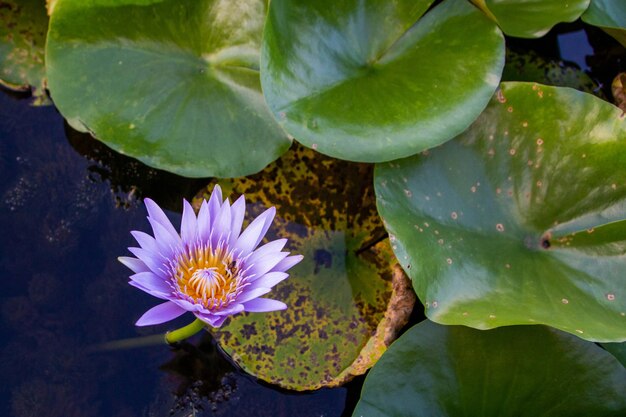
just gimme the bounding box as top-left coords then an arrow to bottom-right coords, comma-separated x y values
353,321 -> 626,417
471,0 -> 590,38
603,342 -> 626,367
194,144 -> 415,390
376,82 -> 626,342
261,0 -> 504,162
0,0 -> 49,103
46,0 -> 290,178
582,0 -> 626,47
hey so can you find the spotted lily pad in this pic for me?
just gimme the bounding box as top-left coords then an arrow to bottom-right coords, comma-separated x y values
353,321 -> 626,417
0,0 -> 49,103
582,0 -> 626,47
261,0 -> 504,162
194,144 -> 415,390
376,82 -> 626,342
46,0 -> 290,178
471,0 -> 590,38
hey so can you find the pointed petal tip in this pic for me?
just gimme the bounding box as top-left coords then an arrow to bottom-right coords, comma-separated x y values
243,298 -> 288,313
290,254 -> 304,265
135,301 -> 186,326
118,255 -> 146,271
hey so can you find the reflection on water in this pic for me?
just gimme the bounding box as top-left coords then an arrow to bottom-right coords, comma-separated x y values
0,91 -> 350,417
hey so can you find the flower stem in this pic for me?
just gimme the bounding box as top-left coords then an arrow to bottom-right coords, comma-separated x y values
165,318 -> 206,344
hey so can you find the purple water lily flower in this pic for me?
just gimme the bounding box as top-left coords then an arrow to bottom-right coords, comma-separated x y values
119,185 -> 302,328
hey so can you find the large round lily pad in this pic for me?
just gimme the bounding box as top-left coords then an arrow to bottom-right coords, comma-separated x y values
261,0 -> 504,162
194,144 -> 415,390
582,0 -> 626,47
0,0 -> 48,102
353,321 -> 626,417
376,82 -> 626,342
471,0 -> 590,38
46,0 -> 291,178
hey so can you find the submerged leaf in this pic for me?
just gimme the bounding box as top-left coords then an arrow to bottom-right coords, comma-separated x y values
502,49 -> 603,97
0,0 -> 49,103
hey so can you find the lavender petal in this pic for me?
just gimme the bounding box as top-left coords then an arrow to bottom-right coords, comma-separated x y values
128,247 -> 167,279
234,206 -> 276,255
118,256 -> 149,274
135,301 -> 187,326
197,200 -> 211,243
236,287 -> 272,304
207,185 -> 223,227
211,198 -> 232,247
247,251 -> 289,279
130,271 -> 170,293
128,280 -> 169,300
144,198 -> 179,241
247,272 -> 289,290
242,298 -> 287,313
245,239 -> 288,266
228,194 -> 246,245
181,199 -> 198,243
271,254 -> 304,273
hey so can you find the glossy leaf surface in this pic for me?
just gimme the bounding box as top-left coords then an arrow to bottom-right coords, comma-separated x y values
376,82 -> 626,342
471,0 -> 590,38
46,0 -> 290,178
194,145 -> 414,390
353,321 -> 626,417
261,0 -> 504,162
582,0 -> 626,47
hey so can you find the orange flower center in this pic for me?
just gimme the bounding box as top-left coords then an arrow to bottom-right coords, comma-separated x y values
173,243 -> 242,310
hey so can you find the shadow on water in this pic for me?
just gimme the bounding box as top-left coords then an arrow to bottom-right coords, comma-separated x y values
64,125 -> 207,212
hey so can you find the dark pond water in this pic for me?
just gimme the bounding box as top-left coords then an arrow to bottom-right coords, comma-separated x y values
0,21 -> 623,417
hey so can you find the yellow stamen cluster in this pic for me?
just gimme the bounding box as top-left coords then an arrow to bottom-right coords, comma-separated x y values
173,243 -> 241,310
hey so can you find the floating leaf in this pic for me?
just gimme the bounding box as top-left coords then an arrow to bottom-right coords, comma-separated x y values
471,0 -> 590,38
376,82 -> 626,342
194,144 -> 415,390
0,0 -> 49,103
582,0 -> 626,47
46,0 -> 291,178
261,0 -> 504,162
353,321 -> 626,417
